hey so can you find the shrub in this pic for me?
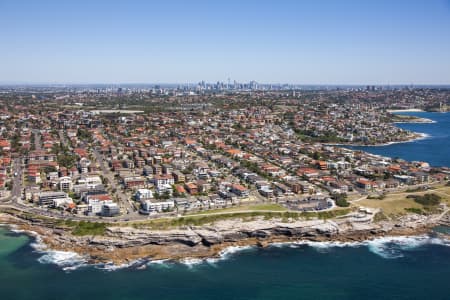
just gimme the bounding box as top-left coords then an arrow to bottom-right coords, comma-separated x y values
333,193 -> 350,207
408,193 -> 441,206
405,207 -> 423,214
335,198 -> 350,207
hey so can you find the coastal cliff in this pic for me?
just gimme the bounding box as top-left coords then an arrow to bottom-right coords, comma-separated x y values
1,208 -> 445,265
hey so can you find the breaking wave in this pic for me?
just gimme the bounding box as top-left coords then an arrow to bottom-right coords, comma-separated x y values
365,235 -> 450,259
146,259 -> 173,269
37,251 -> 88,271
181,245 -> 256,268
94,259 -> 148,271
270,235 -> 450,259
25,230 -> 89,272
30,235 -> 450,271
206,245 -> 255,265
180,258 -> 204,268
8,225 -> 450,271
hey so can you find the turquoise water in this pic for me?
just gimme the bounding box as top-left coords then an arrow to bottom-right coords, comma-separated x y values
348,112 -> 450,167
1,112 -> 449,300
1,227 -> 450,300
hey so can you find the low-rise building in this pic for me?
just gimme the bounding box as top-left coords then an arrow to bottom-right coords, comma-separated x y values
101,202 -> 120,217
172,170 -> 186,183
77,175 -> 102,186
86,195 -> 114,215
140,200 -> 175,214
58,176 -> 72,192
123,176 -> 146,189
153,174 -> 174,188
135,188 -> 154,201
38,191 -> 70,206
231,184 -> 249,197
52,197 -> 73,208
259,186 -> 274,197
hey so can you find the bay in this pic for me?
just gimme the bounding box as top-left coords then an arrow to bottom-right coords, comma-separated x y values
347,112 -> 450,167
1,112 -> 450,300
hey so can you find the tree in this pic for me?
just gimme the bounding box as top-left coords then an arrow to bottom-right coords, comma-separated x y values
312,151 -> 321,160
43,166 -> 57,173
5,181 -> 13,191
77,128 -> 93,143
58,153 -> 77,169
333,193 -> 350,207
162,190 -> 171,199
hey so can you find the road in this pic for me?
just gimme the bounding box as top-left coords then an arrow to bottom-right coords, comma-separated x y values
58,129 -> 70,148
0,150 -> 294,223
0,158 -> 24,205
33,129 -> 41,150
4,145 -> 446,225
92,148 -> 138,216
0,154 -> 143,222
11,158 -> 23,201
351,195 -> 368,203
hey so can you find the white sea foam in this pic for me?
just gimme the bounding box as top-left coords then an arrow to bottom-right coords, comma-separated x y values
10,227 -> 41,241
218,245 -> 254,259
429,237 -> 450,247
207,245 -> 255,265
270,240 -> 363,251
37,235 -> 449,270
8,227 -> 47,252
13,227 -> 145,272
6,224 -> 450,271
363,235 -> 448,259
302,240 -> 363,250
268,235 -> 450,259
38,250 -> 87,270
147,259 -> 173,269
179,245 -> 256,267
95,259 -> 148,271
180,258 -> 204,268
96,263 -> 131,271
12,229 -> 89,272
148,259 -> 170,265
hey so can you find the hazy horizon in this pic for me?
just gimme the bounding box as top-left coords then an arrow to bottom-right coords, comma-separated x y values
1,81 -> 450,87
1,0 -> 450,85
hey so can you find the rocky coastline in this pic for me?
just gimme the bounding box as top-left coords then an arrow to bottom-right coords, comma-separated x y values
325,132 -> 429,147
1,209 -> 448,266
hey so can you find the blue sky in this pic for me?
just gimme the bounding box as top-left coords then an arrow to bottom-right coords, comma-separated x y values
1,0 -> 450,84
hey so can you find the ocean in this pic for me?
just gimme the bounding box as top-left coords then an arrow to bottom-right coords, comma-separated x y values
1,226 -> 450,300
1,112 -> 449,300
348,112 -> 450,167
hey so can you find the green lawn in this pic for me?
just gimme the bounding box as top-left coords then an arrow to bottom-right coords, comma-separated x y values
124,208 -> 351,230
71,221 -> 108,236
358,184 -> 450,217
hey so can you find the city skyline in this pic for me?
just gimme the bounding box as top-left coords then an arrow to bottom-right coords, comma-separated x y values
1,0 -> 450,84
